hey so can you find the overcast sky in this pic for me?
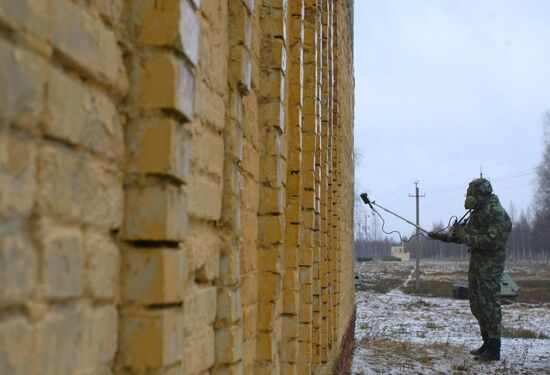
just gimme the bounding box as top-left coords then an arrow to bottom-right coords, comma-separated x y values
353,0 -> 550,241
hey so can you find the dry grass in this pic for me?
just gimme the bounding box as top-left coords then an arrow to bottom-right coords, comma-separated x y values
401,280 -> 455,298
514,279 -> 550,304
501,326 -> 550,339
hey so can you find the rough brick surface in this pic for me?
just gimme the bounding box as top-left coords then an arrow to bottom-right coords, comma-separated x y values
0,0 -> 355,374
121,246 -> 185,305
0,317 -> 34,375
123,183 -> 187,241
137,53 -> 195,121
51,0 -> 127,90
37,145 -> 123,228
39,222 -> 85,300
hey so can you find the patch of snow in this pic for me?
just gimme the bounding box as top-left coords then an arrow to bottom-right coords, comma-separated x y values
352,289 -> 550,374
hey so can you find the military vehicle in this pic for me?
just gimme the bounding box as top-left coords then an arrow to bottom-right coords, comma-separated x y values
452,272 -> 519,299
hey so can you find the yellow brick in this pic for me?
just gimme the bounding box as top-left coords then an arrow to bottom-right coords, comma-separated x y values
261,21 -> 285,59
195,77 -> 225,130
242,140 -> 260,176
77,306 -> 118,370
217,287 -> 242,324
46,67 -> 123,161
259,215 -> 283,245
0,38 -> 46,129
198,18 -> 226,93
257,332 -> 274,361
184,222 -> 221,282
229,45 -> 252,94
123,182 -> 187,241
259,101 -> 284,130
119,309 -> 182,370
0,0 -> 49,43
51,0 -> 127,91
242,176 -> 260,212
183,286 -> 217,334
121,247 -> 185,305
38,222 -> 85,300
90,0 -> 122,25
215,326 -> 243,364
259,68 -> 284,99
191,124 -> 224,177
299,322 -> 312,346
283,289 -> 298,315
0,226 -> 37,306
257,302 -> 274,332
286,198 -> 300,224
219,251 -> 240,286
288,148 -> 302,172
299,246 -> 313,268
286,223 -> 301,248
241,272 -> 258,305
299,297 -> 313,322
283,269 -> 298,291
0,317 -> 33,374
281,362 -> 296,375
285,244 -> 298,270
0,135 -> 36,219
243,338 -> 256,372
138,0 -> 200,65
212,362 -> 244,375
84,230 -> 119,300
241,242 -> 258,276
127,118 -> 190,182
259,247 -> 281,273
37,145 -> 123,228
229,1 -> 252,48
280,337 -> 298,361
258,269 -> 281,301
184,327 -> 215,374
286,173 -> 301,196
186,174 -> 223,221
259,186 -> 283,215
242,303 -> 257,339
137,53 -> 194,121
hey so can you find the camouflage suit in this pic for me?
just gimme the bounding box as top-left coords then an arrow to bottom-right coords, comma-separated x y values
430,178 -> 512,343
462,187 -> 512,340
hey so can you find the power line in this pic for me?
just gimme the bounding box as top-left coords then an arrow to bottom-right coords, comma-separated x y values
418,150 -> 543,183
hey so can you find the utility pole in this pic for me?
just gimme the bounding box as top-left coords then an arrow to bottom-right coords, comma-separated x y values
364,210 -> 368,258
409,181 -> 425,291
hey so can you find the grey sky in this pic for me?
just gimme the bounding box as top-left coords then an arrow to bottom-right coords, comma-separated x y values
353,0 -> 550,240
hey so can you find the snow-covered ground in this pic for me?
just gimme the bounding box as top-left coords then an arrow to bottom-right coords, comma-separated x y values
352,262 -> 550,374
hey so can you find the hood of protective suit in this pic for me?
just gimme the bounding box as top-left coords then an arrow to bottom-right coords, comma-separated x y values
465,178 -> 493,209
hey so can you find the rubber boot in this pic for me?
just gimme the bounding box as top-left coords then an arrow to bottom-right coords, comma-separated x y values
475,338 -> 501,361
470,333 -> 488,355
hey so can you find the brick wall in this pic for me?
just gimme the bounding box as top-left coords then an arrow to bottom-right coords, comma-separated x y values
0,0 -> 354,374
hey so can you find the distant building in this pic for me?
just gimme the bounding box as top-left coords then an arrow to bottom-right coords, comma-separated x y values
391,246 -> 410,261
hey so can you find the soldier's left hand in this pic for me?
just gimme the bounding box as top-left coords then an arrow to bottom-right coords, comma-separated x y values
450,227 -> 466,243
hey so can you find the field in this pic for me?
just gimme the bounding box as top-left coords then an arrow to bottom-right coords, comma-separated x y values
352,261 -> 550,374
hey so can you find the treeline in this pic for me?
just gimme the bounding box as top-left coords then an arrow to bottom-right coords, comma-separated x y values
354,236 -> 469,261
354,217 -> 549,262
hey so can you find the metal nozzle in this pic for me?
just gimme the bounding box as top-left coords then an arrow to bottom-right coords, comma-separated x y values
360,193 -> 374,210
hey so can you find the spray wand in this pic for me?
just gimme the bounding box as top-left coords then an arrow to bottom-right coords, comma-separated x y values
360,193 -> 430,235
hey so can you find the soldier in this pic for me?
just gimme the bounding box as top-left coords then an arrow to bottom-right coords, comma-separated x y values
429,178 -> 512,361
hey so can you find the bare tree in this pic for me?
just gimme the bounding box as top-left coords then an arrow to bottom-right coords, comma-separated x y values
533,112 -> 550,262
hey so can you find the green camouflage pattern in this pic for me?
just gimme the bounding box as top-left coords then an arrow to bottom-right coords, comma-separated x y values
463,180 -> 512,339
467,177 -> 493,198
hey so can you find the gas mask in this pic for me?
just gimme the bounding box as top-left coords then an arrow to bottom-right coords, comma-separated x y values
464,196 -> 476,209
465,178 -> 493,210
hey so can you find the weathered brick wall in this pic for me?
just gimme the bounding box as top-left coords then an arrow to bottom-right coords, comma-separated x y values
0,0 -> 354,374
